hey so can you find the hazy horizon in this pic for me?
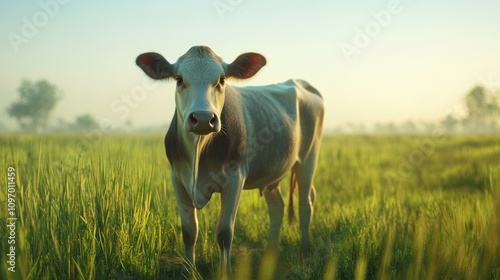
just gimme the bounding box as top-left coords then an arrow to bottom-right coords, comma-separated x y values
1,0 -> 499,132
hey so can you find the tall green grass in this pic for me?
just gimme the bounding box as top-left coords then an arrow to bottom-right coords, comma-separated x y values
1,134 -> 499,279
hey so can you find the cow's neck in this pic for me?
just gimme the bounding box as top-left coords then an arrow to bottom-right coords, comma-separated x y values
174,110 -> 213,199
166,89 -> 246,208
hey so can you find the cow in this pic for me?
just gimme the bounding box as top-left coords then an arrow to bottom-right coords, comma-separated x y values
136,46 -> 324,275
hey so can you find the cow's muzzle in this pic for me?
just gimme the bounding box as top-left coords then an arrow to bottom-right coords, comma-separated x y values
186,111 -> 220,135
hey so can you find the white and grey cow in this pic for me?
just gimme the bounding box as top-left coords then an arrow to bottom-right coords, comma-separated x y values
136,46 -> 324,275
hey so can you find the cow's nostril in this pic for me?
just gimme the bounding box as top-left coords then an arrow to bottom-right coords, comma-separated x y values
209,115 -> 217,126
189,113 -> 198,125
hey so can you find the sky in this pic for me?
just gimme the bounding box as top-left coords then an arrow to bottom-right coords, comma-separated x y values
1,0 -> 499,131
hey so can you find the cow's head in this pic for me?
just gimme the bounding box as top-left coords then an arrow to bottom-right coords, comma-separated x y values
136,46 -> 266,135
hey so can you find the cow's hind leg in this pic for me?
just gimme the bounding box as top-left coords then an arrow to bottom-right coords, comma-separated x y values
263,183 -> 284,249
295,151 -> 320,252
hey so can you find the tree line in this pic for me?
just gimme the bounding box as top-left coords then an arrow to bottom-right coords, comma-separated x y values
335,86 -> 500,134
3,79 -> 500,134
5,79 -> 100,133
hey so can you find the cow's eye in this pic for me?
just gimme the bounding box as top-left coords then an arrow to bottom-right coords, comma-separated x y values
219,76 -> 226,86
176,76 -> 183,86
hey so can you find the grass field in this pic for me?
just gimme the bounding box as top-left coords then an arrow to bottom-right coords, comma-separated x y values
1,134 -> 499,279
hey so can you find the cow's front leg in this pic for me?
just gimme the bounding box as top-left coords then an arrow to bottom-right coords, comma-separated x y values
172,178 -> 198,266
180,204 -> 197,265
216,182 -> 242,276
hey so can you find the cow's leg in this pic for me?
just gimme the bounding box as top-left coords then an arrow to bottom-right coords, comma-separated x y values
263,183 -> 284,249
217,182 -> 242,276
172,177 -> 198,266
295,149 -> 320,252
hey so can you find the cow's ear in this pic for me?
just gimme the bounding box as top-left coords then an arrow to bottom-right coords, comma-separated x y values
136,52 -> 174,80
225,52 -> 266,79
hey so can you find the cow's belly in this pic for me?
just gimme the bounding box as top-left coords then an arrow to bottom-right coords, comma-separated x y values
243,163 -> 294,189
242,124 -> 298,189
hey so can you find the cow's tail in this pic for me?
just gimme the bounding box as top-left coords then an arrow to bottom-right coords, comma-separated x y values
288,169 -> 298,223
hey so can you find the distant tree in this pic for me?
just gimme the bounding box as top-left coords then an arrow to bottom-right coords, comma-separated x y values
374,122 -> 397,133
441,114 -> 459,133
356,123 -> 366,133
124,119 -> 133,131
400,121 -> 418,133
346,122 -> 366,133
374,123 -> 384,133
332,126 -> 345,134
421,121 -> 438,133
7,80 -> 61,132
463,86 -> 499,132
488,120 -> 498,131
56,118 -> 69,131
73,114 -> 99,131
